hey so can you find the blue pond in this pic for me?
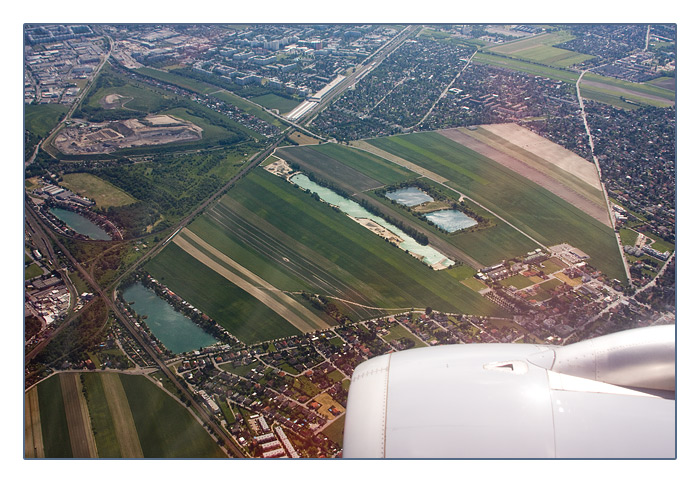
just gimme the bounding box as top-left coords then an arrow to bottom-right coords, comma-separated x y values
424,210 -> 478,233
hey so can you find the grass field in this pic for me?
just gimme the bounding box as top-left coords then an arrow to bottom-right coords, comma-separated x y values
473,52 -> 582,83
25,103 -> 69,137
502,273 -> 536,290
137,67 -> 222,95
383,322 -> 428,347
61,172 -> 137,208
250,93 -> 300,114
280,141 -> 538,267
366,132 -> 626,282
323,415 -> 346,446
32,372 -> 226,459
86,80 -> 174,113
25,263 -> 43,280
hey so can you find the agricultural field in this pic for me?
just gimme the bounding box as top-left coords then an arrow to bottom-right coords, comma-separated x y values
60,172 -> 137,208
365,131 -> 627,282
280,141 -> 541,267
25,372 -> 225,458
277,143 -> 419,190
118,374 -> 225,458
145,166 -> 505,344
145,242 -> 302,344
486,31 -> 595,67
579,72 -> 675,108
440,124 -> 609,226
24,103 -> 69,159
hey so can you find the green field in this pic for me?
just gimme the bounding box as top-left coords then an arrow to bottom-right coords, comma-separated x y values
210,90 -> 285,127
145,242 -> 300,344
25,263 -> 43,280
81,373 -> 122,457
60,172 -> 137,208
502,273 -> 536,289
278,142 -> 538,267
146,166 -> 505,343
322,414 -> 346,446
36,375 -> 73,458
366,132 -> 626,282
85,76 -> 175,113
118,374 -> 226,458
277,143 -> 418,190
487,31 -> 594,67
474,52 -> 582,83
250,93 -> 300,114
137,67 -> 222,95
25,103 -> 69,137
383,322 -> 428,347
473,51 -> 674,109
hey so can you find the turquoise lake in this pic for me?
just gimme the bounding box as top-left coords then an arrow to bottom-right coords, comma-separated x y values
122,282 -> 217,354
49,207 -> 111,240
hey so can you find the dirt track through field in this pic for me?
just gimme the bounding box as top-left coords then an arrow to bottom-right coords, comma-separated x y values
174,228 -> 331,333
349,140 -> 450,183
59,373 -> 98,458
101,373 -> 144,458
24,387 -> 45,458
439,127 -> 612,228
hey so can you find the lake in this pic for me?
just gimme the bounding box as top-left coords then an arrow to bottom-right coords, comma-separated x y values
290,174 -> 454,269
384,187 -> 434,207
122,282 -> 217,354
425,209 -> 478,233
49,207 -> 111,240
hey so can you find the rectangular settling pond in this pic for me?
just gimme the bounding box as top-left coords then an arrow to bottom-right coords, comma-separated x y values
384,187 -> 434,207
424,209 -> 478,233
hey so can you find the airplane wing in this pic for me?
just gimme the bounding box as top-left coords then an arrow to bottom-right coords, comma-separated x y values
342,324 -> 675,458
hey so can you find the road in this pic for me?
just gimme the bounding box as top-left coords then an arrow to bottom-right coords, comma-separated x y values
575,69 -> 632,283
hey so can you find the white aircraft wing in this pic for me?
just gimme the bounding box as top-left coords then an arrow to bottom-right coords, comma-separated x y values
342,325 -> 675,458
